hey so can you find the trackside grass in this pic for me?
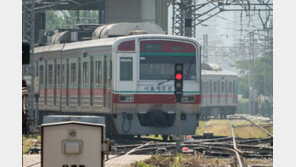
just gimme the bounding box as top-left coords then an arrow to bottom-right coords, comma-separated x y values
195,119 -> 273,138
22,135 -> 41,154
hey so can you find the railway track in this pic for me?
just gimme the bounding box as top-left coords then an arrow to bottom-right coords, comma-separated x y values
241,115 -> 273,138
227,116 -> 273,165
105,115 -> 272,166
228,119 -> 245,167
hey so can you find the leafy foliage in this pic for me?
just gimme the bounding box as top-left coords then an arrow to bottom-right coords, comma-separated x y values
45,10 -> 99,30
232,56 -> 273,98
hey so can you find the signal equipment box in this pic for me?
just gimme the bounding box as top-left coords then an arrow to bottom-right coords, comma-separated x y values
41,121 -> 107,167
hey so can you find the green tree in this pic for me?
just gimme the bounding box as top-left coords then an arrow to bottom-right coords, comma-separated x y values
45,10 -> 99,30
233,56 -> 272,98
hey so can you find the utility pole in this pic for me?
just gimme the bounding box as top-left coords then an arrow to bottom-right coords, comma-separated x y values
202,34 -> 208,63
22,0 -> 36,132
172,0 -> 196,37
184,0 -> 193,37
248,31 -> 255,115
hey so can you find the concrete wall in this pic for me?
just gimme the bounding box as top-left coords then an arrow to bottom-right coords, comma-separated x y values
105,0 -> 168,32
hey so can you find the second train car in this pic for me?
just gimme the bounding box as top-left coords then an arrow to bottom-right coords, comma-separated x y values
201,63 -> 238,119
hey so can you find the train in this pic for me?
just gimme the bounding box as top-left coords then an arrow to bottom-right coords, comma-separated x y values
200,63 -> 238,119
33,23 -> 202,139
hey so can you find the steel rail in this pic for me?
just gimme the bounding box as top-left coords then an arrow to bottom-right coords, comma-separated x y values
237,136 -> 273,144
190,144 -> 244,167
242,116 -> 273,137
228,119 -> 244,167
105,141 -> 153,162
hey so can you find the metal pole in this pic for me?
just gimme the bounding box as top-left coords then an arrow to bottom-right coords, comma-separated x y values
202,34 -> 208,63
185,0 -> 193,37
23,0 -> 36,132
248,31 -> 255,115
172,0 -> 175,35
175,102 -> 182,153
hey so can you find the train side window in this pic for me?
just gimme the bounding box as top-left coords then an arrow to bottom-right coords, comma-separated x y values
110,60 -> 112,79
120,57 -> 133,81
95,61 -> 102,84
218,80 -> 220,93
48,64 -> 53,86
221,82 -> 224,93
213,82 -> 217,93
228,82 -> 232,93
82,62 -> 89,85
233,80 -> 236,94
210,80 -> 212,94
56,64 -> 61,85
62,64 -> 65,85
66,62 -> 69,86
205,82 -> 209,93
39,65 -> 44,85
90,57 -> 93,85
71,63 -> 76,85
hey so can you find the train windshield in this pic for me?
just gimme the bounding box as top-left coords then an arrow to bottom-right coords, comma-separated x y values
140,41 -> 196,80
140,55 -> 196,80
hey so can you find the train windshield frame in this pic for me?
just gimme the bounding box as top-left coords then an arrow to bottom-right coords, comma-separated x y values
139,40 -> 197,81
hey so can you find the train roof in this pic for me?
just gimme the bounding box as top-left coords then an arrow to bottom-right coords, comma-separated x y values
34,34 -> 200,54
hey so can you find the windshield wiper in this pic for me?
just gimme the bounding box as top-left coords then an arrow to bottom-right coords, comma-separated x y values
157,75 -> 173,85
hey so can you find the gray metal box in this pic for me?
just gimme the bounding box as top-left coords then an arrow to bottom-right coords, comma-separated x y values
41,121 -> 106,167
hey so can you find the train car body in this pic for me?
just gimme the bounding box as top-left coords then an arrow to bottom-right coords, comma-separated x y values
34,34 -> 201,136
201,63 -> 237,119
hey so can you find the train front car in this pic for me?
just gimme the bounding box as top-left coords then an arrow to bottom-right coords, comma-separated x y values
112,35 -> 201,137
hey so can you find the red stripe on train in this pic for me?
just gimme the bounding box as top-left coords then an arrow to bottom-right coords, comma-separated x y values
112,94 -> 201,104
201,94 -> 235,98
39,88 -> 105,96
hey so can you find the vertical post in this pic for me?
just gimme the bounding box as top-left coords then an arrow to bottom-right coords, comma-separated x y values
172,0 -> 175,35
248,32 -> 255,115
179,0 -> 184,36
176,102 -> 181,153
174,63 -> 183,153
98,0 -> 105,24
23,0 -> 36,132
202,34 -> 208,63
184,0 -> 193,37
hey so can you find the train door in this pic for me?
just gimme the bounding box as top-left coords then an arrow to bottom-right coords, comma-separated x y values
48,62 -> 54,106
60,61 -> 65,109
228,80 -> 232,105
103,56 -> 107,108
53,60 -> 57,106
39,62 -> 44,105
225,80 -> 229,104
90,56 -> 94,107
218,80 -> 220,104
44,60 -> 48,105
93,56 -> 103,108
233,80 -> 236,103
78,57 -> 81,107
210,79 -> 212,104
55,61 -> 61,110
66,59 -> 69,107
221,81 -> 225,104
108,59 -> 112,107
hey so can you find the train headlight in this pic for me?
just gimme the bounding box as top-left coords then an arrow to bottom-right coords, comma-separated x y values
119,94 -> 134,102
181,95 -> 195,103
